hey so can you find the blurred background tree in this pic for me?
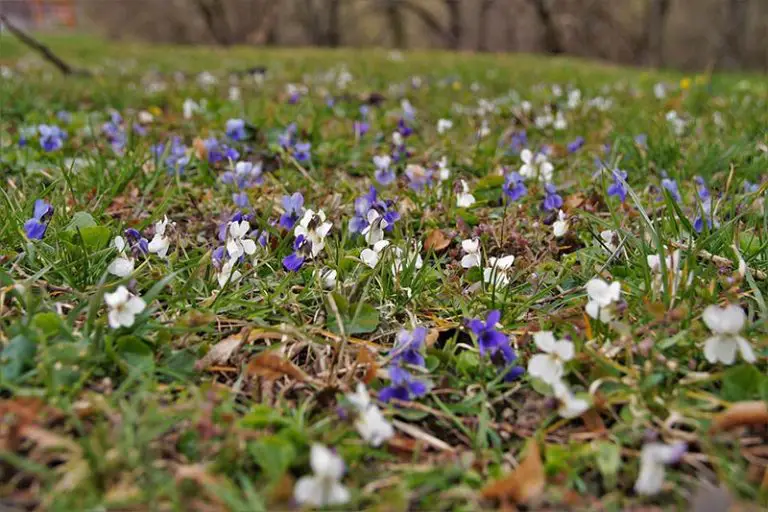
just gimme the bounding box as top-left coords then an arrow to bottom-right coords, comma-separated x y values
2,0 -> 766,71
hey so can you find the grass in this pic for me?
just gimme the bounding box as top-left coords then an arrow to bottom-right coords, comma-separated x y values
1,32 -> 767,510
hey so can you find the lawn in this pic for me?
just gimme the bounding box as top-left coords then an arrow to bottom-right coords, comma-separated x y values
1,33 -> 767,511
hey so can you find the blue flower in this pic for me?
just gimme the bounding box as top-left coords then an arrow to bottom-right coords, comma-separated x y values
233,192 -> 249,208
294,141 -> 312,163
225,118 -> 247,141
378,366 -> 429,403
542,183 -> 563,211
607,169 -> 628,202
392,327 -> 427,367
354,120 -> 369,137
503,172 -> 527,202
635,134 -> 648,148
205,137 -> 239,164
24,199 -> 53,240
567,136 -> 585,153
397,119 -> 413,137
56,111 -> 72,124
124,228 -> 149,255
278,123 -> 297,149
38,124 -> 66,152
467,310 -> 507,357
349,187 -> 399,235
660,178 -> 681,202
283,235 -> 308,272
509,131 -> 528,154
279,192 -> 305,229
743,181 -> 759,193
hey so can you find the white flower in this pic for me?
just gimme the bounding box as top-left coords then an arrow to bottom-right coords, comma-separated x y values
225,220 -> 257,260
552,210 -> 568,237
666,111 -> 687,136
436,156 -> 451,182
460,238 -> 481,269
437,118 -> 453,134
634,442 -> 687,496
519,149 -> 554,182
585,278 -> 621,322
391,242 -> 423,275
653,82 -> 667,99
147,216 -> 172,258
552,380 -> 590,419
702,304 -> 755,365
392,131 -> 403,146
477,119 -> 491,139
216,259 -> 242,288
528,332 -> 574,385
294,444 -> 350,508
483,255 -> 515,287
228,86 -> 241,101
319,268 -> 337,289
295,210 -> 333,257
647,249 -> 683,294
567,89 -> 581,109
107,236 -> 135,277
347,384 -> 394,447
361,240 -> 390,269
361,209 -> 387,245
456,180 -> 476,208
183,98 -> 200,119
535,112 -> 553,129
373,154 -> 391,171
553,111 -> 567,130
137,111 -> 154,124
600,230 -> 618,253
104,286 -> 146,329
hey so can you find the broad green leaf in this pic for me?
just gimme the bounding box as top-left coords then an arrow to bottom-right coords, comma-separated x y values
1,334 -> 37,383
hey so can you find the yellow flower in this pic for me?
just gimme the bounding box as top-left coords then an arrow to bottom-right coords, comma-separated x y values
452,81 -> 462,91
149,106 -> 162,116
680,78 -> 691,90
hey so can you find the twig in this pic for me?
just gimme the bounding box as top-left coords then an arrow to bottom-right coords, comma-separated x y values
0,14 -> 89,76
670,241 -> 766,281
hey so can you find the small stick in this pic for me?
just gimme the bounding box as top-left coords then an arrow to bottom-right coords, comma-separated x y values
0,14 -> 89,76
670,241 -> 766,281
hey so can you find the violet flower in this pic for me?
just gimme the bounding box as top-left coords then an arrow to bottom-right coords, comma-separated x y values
567,136 -> 585,153
466,310 -> 523,382
279,192 -> 305,229
283,234 -> 308,271
124,228 -> 149,256
349,187 -> 399,235
392,327 -> 427,367
378,366 -> 428,403
660,178 -> 681,203
503,171 -> 527,202
294,141 -> 312,163
607,169 -> 628,202
226,118 -> 247,141
24,199 -> 54,240
508,131 -> 528,155
542,183 -> 563,211
38,124 -> 66,152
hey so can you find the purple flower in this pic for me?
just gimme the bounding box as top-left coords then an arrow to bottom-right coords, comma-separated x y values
743,181 -> 759,193
378,366 -> 428,403
503,172 -> 527,202
212,246 -> 226,268
694,176 -> 711,201
349,187 -> 399,235
24,199 -> 53,240
102,120 -> 126,153
509,131 -> 528,154
225,118 -> 247,141
467,310 -> 507,357
294,141 -> 311,163
542,183 -> 563,211
205,137 -> 239,164
124,228 -> 149,255
38,124 -> 66,152
278,123 -> 297,149
283,235 -> 308,271
405,165 -> 432,191
607,169 -> 628,202
354,120 -> 369,137
392,327 -> 427,367
375,168 -> 396,185
397,119 -> 413,138
635,134 -> 648,148
56,110 -> 72,124
233,191 -> 249,208
660,178 -> 681,202
279,192 -> 305,229
567,136 -> 585,153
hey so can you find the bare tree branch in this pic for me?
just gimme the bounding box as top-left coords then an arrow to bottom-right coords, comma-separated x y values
0,13 -> 89,76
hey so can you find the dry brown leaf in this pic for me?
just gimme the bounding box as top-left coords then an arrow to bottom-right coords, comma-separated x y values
424,229 -> 451,252
481,440 -> 545,505
564,193 -> 586,210
247,352 -> 307,382
710,401 -> 768,433
582,409 -> 607,434
356,347 -> 378,385
196,332 -> 246,371
193,137 -> 208,160
424,328 -> 440,348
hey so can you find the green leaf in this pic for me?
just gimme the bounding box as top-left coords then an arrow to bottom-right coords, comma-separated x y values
347,302 -> 379,334
326,296 -> 379,335
248,435 -> 297,481
32,312 -> 64,338
594,441 -> 621,489
115,335 -> 154,371
722,364 -> 764,401
1,334 -> 37,383
456,351 -> 480,375
76,226 -> 111,250
64,212 -> 97,232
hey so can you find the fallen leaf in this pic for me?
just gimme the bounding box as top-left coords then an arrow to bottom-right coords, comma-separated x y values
193,137 -> 208,160
356,347 -> 378,384
481,440 -> 545,505
710,401 -> 768,433
247,352 -> 307,382
563,192 -> 586,210
424,229 -> 451,252
196,332 -> 245,371
424,328 -> 440,348
582,409 -> 607,434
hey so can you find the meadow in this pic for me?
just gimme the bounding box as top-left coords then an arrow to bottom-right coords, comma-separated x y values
1,34 -> 767,510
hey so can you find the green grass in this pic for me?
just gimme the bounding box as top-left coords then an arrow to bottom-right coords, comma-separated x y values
1,33 -> 767,510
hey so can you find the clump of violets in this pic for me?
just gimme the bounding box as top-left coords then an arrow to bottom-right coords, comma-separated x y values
225,118 -> 247,141
349,187 -> 399,242
108,228 -> 149,277
279,192 -> 305,230
606,168 -> 628,202
405,164 -> 433,191
203,137 -> 239,164
519,149 -> 554,182
220,161 -> 263,207
378,326 -> 430,403
466,310 -> 523,382
24,199 -> 54,240
283,209 -> 332,272
541,183 -> 563,211
38,124 -> 66,152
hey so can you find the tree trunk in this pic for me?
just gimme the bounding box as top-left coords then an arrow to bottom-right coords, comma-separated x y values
444,0 -> 462,50
644,0 -> 671,67
385,0 -> 407,49
718,0 -> 749,70
476,0 -> 495,52
327,0 -> 341,47
530,0 -> 563,54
